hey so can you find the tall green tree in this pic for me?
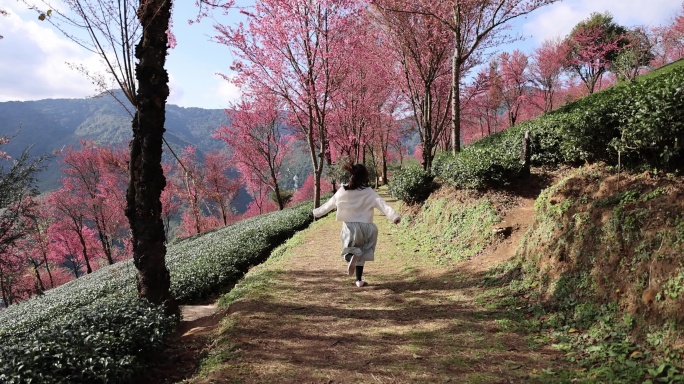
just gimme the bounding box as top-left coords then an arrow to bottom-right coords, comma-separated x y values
565,12 -> 628,94
612,27 -> 654,82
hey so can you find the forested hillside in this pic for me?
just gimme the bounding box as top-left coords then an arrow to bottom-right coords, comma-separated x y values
0,92 -> 228,191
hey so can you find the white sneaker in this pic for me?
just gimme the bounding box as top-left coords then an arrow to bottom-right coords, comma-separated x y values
356,280 -> 367,287
347,255 -> 359,276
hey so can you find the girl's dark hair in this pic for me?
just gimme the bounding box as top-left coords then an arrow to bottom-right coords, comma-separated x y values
343,163 -> 369,190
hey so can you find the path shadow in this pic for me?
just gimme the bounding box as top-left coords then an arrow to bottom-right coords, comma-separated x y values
206,265 -> 559,383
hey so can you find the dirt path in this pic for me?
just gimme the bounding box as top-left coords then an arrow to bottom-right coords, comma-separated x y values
152,192 -> 566,383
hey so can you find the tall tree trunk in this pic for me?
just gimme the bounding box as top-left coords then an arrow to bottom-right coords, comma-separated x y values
42,251 -> 54,288
126,0 -> 178,317
0,276 -> 10,307
69,256 -> 80,278
271,166 -> 284,210
273,184 -> 284,210
451,46 -> 462,154
306,113 -> 321,208
451,2 -> 462,154
77,230 -> 93,274
31,261 -> 45,293
382,151 -> 388,185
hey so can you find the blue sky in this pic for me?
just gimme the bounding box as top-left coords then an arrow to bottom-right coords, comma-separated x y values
0,0 -> 681,110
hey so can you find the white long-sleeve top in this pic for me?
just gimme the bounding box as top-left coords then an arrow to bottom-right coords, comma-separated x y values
313,186 -> 400,224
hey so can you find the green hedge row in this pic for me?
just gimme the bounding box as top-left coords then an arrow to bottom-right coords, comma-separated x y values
435,61 -> 684,189
0,297 -> 173,383
387,166 -> 435,204
168,202 -> 314,303
0,202 -> 314,383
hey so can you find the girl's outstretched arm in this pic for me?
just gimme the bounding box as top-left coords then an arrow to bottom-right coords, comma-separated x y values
313,194 -> 338,218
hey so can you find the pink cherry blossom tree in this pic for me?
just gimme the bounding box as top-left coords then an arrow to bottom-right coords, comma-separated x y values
492,50 -> 530,127
0,246 -> 32,306
388,118 -> 414,168
48,222 -> 103,278
529,38 -> 568,114
19,197 -> 58,293
445,0 -> 560,151
565,12 -> 627,94
240,184 -> 279,220
58,141 -> 130,265
214,0 -> 360,207
172,146 -> 214,237
203,150 -> 241,224
460,64 -> 509,142
327,16 -> 396,168
373,0 -> 453,170
374,0 -> 560,153
0,140 -> 46,257
373,101 -> 405,184
214,92 -> 290,210
46,184 -> 102,274
0,138 -> 48,304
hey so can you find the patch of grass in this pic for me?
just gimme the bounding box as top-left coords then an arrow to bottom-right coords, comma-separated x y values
395,196 -> 500,264
217,270 -> 284,308
188,317 -> 255,382
465,373 -> 503,383
659,268 -> 684,301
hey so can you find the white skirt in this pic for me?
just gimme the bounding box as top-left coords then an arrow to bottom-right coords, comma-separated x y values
340,222 -> 378,266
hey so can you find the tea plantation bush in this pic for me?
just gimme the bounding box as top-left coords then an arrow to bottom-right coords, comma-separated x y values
0,202 -> 314,383
0,297 -> 173,384
433,137 -> 523,189
388,166 -> 434,204
612,69 -> 684,170
168,202 -> 314,303
434,61 -> 684,187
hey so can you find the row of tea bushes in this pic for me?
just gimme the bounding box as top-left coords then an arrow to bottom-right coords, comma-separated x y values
167,202 -> 314,303
433,60 -> 684,191
0,202 -> 314,383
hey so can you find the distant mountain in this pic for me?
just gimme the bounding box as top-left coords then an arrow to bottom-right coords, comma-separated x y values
0,92 -> 417,213
0,92 -> 256,213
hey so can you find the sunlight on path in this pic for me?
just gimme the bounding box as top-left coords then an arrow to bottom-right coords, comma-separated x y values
192,193 -> 564,384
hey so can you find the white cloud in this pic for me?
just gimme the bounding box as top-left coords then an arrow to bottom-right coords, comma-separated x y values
523,0 -> 682,48
523,3 -> 584,46
167,72 -> 186,106
212,76 -> 242,107
169,71 -> 242,109
0,1 -> 106,101
599,0 -> 681,26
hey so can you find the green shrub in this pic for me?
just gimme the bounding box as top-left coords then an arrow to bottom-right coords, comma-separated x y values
0,297 -> 175,384
433,138 -> 523,189
612,68 -> 684,171
447,61 -> 684,184
167,202 -> 314,303
388,166 -> 434,204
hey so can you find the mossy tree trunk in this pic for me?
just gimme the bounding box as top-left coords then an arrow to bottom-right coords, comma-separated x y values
125,0 -> 178,317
